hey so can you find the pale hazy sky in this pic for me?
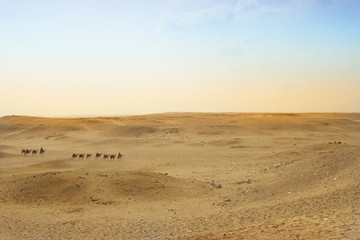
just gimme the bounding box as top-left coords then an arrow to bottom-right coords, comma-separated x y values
1,0 -> 359,116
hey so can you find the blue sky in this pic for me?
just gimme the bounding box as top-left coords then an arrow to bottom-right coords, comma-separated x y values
1,0 -> 359,116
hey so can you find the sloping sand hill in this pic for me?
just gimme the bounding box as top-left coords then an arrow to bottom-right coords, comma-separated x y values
0,113 -> 359,239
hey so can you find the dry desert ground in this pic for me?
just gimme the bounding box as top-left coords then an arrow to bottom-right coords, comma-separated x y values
0,113 -> 359,239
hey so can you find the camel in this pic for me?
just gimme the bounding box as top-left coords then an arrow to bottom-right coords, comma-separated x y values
95,153 -> 102,159
21,149 -> 26,155
40,148 -> 45,155
25,149 -> 32,156
103,154 -> 110,160
72,153 -> 78,160
78,153 -> 85,160
110,154 -> 116,160
32,149 -> 38,156
86,154 -> 92,159
117,152 -> 123,159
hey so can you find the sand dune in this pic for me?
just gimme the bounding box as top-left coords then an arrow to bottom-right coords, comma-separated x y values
2,170 -> 211,206
0,113 -> 359,239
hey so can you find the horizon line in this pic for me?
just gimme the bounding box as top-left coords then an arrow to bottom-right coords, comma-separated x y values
1,111 -> 360,119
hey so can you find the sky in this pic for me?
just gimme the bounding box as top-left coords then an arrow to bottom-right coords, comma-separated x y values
0,0 -> 359,116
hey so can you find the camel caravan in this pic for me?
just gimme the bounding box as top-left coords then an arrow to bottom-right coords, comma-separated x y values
72,152 -> 123,160
21,147 -> 123,161
21,147 -> 46,156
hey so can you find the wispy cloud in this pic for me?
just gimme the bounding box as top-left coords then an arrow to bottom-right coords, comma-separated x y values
217,43 -> 242,55
158,0 -> 352,28
158,5 -> 233,28
293,0 -> 356,8
158,0 -> 289,28
235,0 -> 258,11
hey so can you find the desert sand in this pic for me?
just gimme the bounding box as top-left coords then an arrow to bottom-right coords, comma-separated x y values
0,113 -> 359,239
